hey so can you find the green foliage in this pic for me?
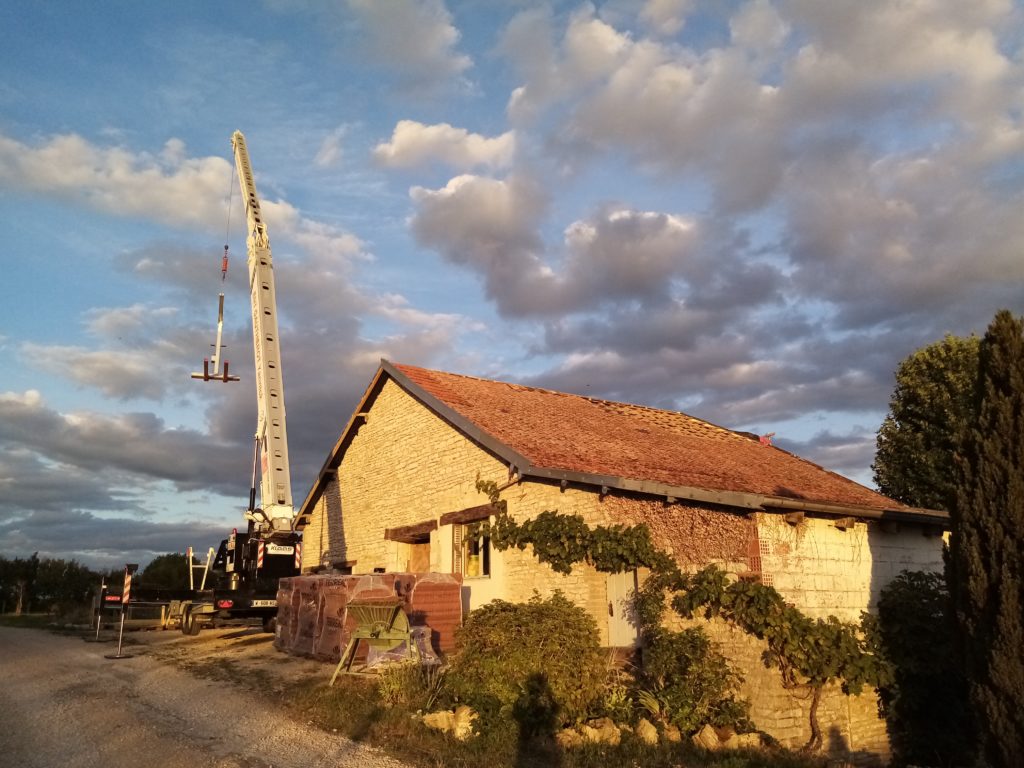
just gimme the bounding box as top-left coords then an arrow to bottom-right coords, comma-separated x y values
476,481 -> 889,753
594,655 -> 634,723
950,309 -> 1024,768
639,627 -> 752,735
376,661 -> 447,712
139,552 -> 192,589
866,570 -> 973,767
1,553 -> 101,616
446,592 -> 606,730
488,508 -> 679,578
673,568 -> 888,696
873,333 -> 980,510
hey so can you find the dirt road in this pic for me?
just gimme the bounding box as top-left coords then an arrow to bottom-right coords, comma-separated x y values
0,626 -> 409,768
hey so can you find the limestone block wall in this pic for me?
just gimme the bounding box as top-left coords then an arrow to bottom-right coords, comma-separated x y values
301,379 -> 615,642
665,614 -> 889,763
753,513 -> 945,621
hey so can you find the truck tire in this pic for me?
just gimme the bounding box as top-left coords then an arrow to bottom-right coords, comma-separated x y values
262,616 -> 277,634
182,608 -> 201,636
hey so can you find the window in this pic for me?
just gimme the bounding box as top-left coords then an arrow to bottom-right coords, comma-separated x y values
454,521 -> 490,577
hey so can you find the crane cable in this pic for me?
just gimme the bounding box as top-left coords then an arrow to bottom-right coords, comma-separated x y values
220,157 -> 235,280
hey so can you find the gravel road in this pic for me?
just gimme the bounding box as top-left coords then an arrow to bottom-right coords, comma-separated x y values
0,626 -> 410,768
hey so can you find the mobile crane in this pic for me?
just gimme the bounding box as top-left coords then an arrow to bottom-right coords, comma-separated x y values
179,131 -> 302,634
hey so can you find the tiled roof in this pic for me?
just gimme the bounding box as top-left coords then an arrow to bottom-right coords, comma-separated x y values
392,363 -> 905,512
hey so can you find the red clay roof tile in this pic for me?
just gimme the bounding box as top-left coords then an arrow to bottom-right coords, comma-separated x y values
392,363 -> 903,511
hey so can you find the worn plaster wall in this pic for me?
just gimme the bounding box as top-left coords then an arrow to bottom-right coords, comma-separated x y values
753,513 -> 945,621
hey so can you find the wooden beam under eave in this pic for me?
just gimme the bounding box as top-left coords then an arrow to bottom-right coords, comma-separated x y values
384,519 -> 438,543
833,516 -> 857,531
784,511 -> 804,526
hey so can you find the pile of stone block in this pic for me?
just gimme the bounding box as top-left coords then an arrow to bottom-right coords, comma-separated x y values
273,572 -> 463,664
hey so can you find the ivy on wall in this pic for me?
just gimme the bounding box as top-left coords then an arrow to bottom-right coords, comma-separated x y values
475,478 -> 890,752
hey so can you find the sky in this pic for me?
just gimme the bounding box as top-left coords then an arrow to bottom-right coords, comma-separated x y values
1,0 -> 1023,570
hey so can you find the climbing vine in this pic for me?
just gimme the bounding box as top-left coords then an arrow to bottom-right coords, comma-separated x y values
479,479 -> 677,576
475,478 -> 890,751
670,567 -> 891,751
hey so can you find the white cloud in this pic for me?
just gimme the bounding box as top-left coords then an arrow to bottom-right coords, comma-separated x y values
0,132 -> 364,261
410,172 -> 708,316
314,125 -> 347,168
374,120 -> 515,170
0,133 -> 230,230
345,0 -> 471,87
640,0 -> 692,37
730,0 -> 789,55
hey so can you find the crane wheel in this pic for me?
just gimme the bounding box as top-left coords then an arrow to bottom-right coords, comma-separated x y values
181,609 -> 201,636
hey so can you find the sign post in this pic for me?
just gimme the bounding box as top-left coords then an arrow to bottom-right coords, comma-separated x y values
105,564 -> 138,660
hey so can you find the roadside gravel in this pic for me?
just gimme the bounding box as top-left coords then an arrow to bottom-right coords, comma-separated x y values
0,625 -> 411,768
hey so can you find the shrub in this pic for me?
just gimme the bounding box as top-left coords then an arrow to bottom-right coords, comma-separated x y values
868,570 -> 973,766
638,626 -> 751,735
445,592 -> 605,733
376,661 -> 447,712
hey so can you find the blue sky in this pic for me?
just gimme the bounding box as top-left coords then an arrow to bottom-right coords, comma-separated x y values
2,0 -> 1022,569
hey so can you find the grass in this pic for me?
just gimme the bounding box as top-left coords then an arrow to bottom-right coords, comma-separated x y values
0,612 -> 56,629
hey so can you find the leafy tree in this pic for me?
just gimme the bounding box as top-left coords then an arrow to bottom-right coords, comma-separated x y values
139,553 -> 191,589
866,571 -> 973,766
873,334 -> 980,510
950,309 -> 1024,767
34,558 -> 102,611
8,552 -> 41,615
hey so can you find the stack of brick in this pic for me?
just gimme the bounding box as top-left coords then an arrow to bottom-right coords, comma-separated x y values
274,572 -> 463,663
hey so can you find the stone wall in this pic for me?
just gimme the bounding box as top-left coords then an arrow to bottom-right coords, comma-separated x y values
301,379 -> 613,639
664,615 -> 890,764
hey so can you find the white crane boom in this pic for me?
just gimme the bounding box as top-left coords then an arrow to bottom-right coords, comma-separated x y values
231,130 -> 294,532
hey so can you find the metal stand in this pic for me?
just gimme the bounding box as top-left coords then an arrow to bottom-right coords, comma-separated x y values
84,578 -> 113,643
104,609 -> 134,660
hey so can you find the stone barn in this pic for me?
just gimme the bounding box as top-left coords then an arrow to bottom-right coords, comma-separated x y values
296,360 -> 948,759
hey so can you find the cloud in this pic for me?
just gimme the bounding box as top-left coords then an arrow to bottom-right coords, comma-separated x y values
411,173 -> 711,317
640,0 -> 693,37
0,389 -> 239,494
314,125 -> 347,168
0,504 -> 231,570
0,133 -> 231,230
344,0 -> 471,88
775,427 -> 879,485
374,120 -> 516,171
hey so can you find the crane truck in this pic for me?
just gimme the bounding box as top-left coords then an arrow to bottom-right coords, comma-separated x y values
178,131 -> 302,635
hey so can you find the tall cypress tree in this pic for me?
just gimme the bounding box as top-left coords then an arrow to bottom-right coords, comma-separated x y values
950,309 -> 1024,767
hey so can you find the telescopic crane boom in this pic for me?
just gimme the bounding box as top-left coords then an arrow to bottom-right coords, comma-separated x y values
231,130 -> 294,534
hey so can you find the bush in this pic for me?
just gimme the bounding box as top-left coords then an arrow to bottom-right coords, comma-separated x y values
869,570 -> 973,766
445,592 -> 605,733
638,627 -> 751,735
376,661 -> 447,712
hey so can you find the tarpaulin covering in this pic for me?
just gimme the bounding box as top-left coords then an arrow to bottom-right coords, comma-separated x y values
274,572 -> 463,663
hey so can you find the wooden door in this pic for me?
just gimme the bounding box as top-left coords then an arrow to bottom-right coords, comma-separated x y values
606,570 -> 639,647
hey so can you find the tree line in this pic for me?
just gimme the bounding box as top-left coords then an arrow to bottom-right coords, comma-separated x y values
872,309 -> 1023,767
0,552 -> 191,616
